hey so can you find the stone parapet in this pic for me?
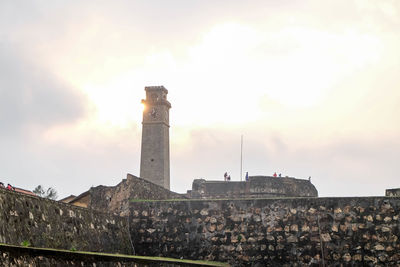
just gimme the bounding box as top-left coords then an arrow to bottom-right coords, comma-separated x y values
0,188 -> 132,254
386,188 -> 400,197
129,197 -> 400,266
188,176 -> 318,199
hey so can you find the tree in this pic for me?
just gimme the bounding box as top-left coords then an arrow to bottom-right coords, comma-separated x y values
33,185 -> 58,200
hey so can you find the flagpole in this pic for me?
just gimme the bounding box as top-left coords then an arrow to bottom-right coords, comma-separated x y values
240,135 -> 243,181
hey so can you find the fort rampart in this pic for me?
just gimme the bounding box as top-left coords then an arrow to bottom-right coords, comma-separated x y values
187,176 -> 318,199
2,187 -> 400,266
129,197 -> 400,266
0,188 -> 132,254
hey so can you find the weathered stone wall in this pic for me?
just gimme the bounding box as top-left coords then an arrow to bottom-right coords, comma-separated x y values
89,174 -> 186,216
0,244 -> 227,267
386,188 -> 400,197
0,188 -> 132,254
187,176 -> 318,199
129,197 -> 400,266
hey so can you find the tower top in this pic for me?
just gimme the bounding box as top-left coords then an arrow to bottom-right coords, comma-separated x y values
142,85 -> 171,109
145,85 -> 168,93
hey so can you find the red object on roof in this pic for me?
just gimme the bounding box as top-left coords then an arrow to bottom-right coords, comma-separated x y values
13,187 -> 37,196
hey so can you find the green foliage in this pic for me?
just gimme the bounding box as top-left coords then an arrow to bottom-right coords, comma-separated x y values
33,185 -> 45,196
33,185 -> 58,200
70,246 -> 77,252
21,240 -> 31,247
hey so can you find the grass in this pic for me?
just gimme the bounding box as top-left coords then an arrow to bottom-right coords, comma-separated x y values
20,240 -> 31,247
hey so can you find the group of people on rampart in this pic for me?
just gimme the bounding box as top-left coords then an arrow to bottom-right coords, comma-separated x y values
0,182 -> 15,191
223,172 -> 231,181
223,171 -> 285,181
222,171 -> 311,182
223,171 -> 250,181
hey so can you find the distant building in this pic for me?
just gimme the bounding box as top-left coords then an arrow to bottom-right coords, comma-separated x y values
59,195 -> 76,203
67,191 -> 90,208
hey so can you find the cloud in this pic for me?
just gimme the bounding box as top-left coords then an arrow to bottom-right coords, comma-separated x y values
0,43 -> 92,197
0,44 -> 87,137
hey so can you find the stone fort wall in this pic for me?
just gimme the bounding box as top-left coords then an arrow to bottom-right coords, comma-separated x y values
386,188 -> 400,197
129,197 -> 400,266
88,174 -> 186,216
187,176 -> 318,199
0,188 -> 132,254
2,185 -> 400,266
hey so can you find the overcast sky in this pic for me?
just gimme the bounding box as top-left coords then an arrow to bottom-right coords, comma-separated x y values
1,0 -> 399,199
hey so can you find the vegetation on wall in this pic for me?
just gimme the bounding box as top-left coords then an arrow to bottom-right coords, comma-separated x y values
33,185 -> 58,200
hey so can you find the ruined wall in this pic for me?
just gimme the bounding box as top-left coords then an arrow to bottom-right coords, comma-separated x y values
89,174 -> 186,216
129,197 -> 400,266
188,176 -> 318,199
0,188 -> 132,254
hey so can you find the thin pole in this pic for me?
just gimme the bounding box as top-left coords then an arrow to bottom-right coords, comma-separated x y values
240,135 -> 243,181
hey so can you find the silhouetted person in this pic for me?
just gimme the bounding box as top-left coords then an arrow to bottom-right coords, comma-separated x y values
224,172 -> 228,181
245,172 -> 249,181
278,173 -> 281,177
0,182 -> 4,188
227,175 -> 231,181
7,183 -> 13,190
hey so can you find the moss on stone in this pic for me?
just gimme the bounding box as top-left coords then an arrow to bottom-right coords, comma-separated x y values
0,243 -> 229,266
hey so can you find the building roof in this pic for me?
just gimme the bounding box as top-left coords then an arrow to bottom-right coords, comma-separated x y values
59,194 -> 77,203
13,187 -> 37,196
68,190 -> 90,204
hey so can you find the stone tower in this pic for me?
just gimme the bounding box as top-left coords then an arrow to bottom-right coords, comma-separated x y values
140,86 -> 171,189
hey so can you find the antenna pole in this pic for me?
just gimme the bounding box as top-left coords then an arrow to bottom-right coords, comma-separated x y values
240,135 -> 243,181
